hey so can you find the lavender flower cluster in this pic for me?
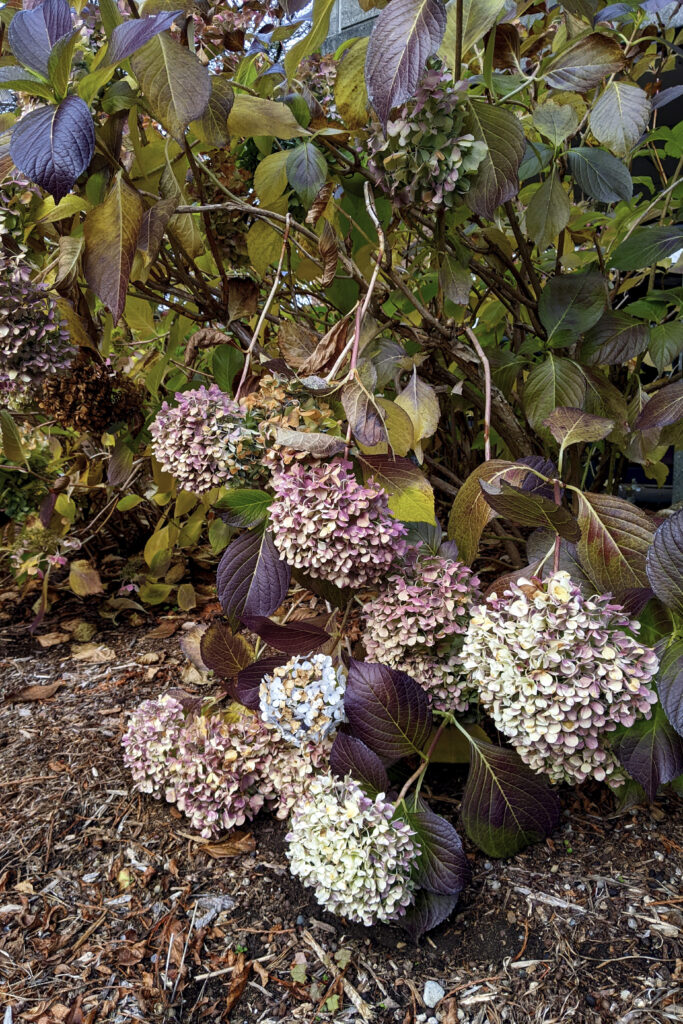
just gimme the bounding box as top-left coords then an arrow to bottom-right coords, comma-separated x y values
259,654 -> 347,747
363,553 -> 481,712
149,384 -> 265,494
268,460 -> 408,588
0,257 -> 74,393
369,68 -> 487,209
461,572 -> 659,786
286,773 -> 418,925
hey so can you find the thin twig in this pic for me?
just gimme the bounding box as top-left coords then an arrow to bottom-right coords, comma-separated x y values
235,215 -> 291,400
464,326 -> 491,460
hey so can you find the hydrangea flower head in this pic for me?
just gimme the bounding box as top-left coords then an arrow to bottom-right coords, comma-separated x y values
149,384 -> 265,494
286,773 -> 418,925
259,653 -> 347,747
121,694 -> 186,798
363,553 -> 481,712
268,460 -> 408,588
0,257 -> 74,393
461,571 -> 659,786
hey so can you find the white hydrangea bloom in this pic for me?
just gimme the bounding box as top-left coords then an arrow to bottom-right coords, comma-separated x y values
286,773 -> 418,926
259,654 -> 347,747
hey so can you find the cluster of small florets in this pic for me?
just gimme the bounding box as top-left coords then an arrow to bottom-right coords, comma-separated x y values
0,257 -> 74,393
363,553 -> 481,712
286,773 -> 418,925
149,384 -> 266,494
269,460 -> 408,588
122,695 -> 320,838
461,572 -> 659,786
369,68 -> 488,209
259,654 -> 347,747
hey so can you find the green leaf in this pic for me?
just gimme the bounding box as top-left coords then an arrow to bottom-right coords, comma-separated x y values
214,489 -> 273,527
254,150 -> 290,207
131,33 -> 210,142
446,460 -> 529,563
612,703 -> 683,802
525,171 -> 571,251
524,356 -> 586,436
464,101 -> 525,220
47,29 -> 79,100
611,225 -> 683,272
139,581 -> 173,605
538,272 -> 608,347
480,479 -> 581,541
532,102 -> 579,147
357,453 -> 436,523
542,32 -> 623,92
284,0 -> 337,79
334,37 -> 369,129
581,311 -> 650,365
83,172 -> 144,325
228,94 -> 306,140
212,344 -> 244,395
441,0 -> 505,65
0,66 -> 54,103
566,147 -> 633,203
190,75 -> 233,147
0,410 -> 25,462
117,494 -> 143,511
576,491 -> 654,597
589,81 -> 650,158
543,407 -> 614,453
77,64 -> 117,106
394,369 -> 440,457
649,321 -> 683,374
286,142 -> 327,206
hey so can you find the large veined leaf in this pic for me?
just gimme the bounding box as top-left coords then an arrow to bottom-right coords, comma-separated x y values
440,0 -> 506,65
567,147 -> 633,203
341,379 -> 387,448
241,615 -> 331,655
0,66 -> 54,103
191,76 -> 234,148
106,10 -> 181,65
286,142 -> 327,206
8,0 -> 72,77
406,808 -> 470,894
344,659 -> 433,764
576,491 -> 654,596
401,890 -> 459,942
538,272 -> 608,346
131,33 -> 210,142
523,356 -> 586,435
649,321 -> 683,374
216,527 -> 291,624
656,640 -> 683,737
447,460 -> 529,563
525,171 -> 571,251
464,101 -> 525,219
83,172 -> 143,325
612,703 -> 683,802
228,94 -> 306,140
532,102 -> 579,147
543,407 -> 614,454
480,480 -> 581,541
329,733 -> 390,797
581,311 -> 650,365
460,738 -> 561,858
284,0 -> 337,79
365,0 -> 447,129
334,37 -> 369,130
236,655 -> 287,710
10,96 -> 94,201
635,380 -> 683,431
542,32 -> 624,91
645,510 -> 683,616
200,620 -> 254,681
611,225 -> 683,271
357,452 -> 435,523
589,81 -> 651,157
214,488 -> 272,528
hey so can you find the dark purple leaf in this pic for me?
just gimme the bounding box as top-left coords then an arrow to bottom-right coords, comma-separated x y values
581,311 -> 650,365
519,456 -> 557,495
656,639 -> 683,737
365,0 -> 447,129
461,738 -> 561,857
329,733 -> 390,796
406,808 -> 470,895
401,890 -> 459,942
635,380 -> 683,431
39,491 -> 57,527
8,0 -> 72,76
107,440 -> 133,487
652,85 -> 683,110
480,479 -> 581,542
612,704 -> 683,802
106,10 -> 181,65
611,225 -> 683,271
646,509 -> 683,616
291,568 -> 350,611
619,587 -> 656,616
344,659 -> 433,764
200,620 -> 254,680
10,97 -> 94,201
236,655 -> 286,709
242,615 -> 331,655
216,527 -> 290,625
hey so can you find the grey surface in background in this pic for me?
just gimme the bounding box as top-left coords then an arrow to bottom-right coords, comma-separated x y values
323,0 -> 377,52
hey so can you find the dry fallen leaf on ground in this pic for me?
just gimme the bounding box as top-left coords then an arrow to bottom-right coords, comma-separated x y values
10,681 -> 64,701
203,832 -> 256,859
35,633 -> 70,648
225,954 -> 252,1015
70,643 -> 115,663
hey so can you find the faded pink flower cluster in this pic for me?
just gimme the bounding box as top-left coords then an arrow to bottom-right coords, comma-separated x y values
122,694 -> 326,838
268,460 -> 408,588
461,572 -> 659,786
363,553 -> 482,711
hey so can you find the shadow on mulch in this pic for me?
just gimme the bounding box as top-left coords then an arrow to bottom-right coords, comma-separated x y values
0,616 -> 682,1024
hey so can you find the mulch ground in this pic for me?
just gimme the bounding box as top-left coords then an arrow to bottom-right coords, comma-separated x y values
1,606 -> 682,1024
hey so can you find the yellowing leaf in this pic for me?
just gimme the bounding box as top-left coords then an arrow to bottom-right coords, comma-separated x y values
395,369 -> 440,460
83,172 -> 144,325
247,195 -> 288,278
228,94 -> 307,140
254,150 -> 290,207
69,559 -> 104,597
334,38 -> 369,130
377,398 -> 414,457
131,33 -> 210,142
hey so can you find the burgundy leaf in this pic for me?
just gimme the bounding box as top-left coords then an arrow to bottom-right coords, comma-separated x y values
656,639 -> 683,737
39,491 -> 57,527
646,509 -> 683,616
612,704 -> 683,802
329,733 -> 390,796
635,379 -> 683,431
200,620 -> 254,680
236,655 -> 287,709
10,97 -> 94,201
406,807 -> 470,895
106,10 -> 181,65
8,0 -> 72,76
216,528 -> 290,624
242,615 -> 331,655
401,890 -> 459,942
461,738 -> 561,857
365,0 -> 447,129
344,659 -> 433,764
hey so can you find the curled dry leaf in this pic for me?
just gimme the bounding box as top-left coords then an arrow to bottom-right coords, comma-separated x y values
318,220 -> 338,289
299,316 -> 352,377
202,831 -> 257,858
185,328 -> 231,366
306,182 -> 334,226
277,321 -> 319,370
11,680 -> 64,701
